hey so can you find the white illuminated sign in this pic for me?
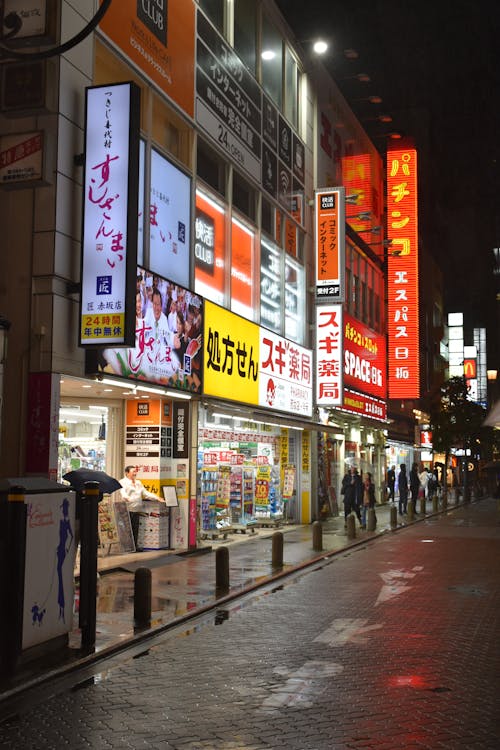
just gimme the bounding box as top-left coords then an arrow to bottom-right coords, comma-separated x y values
258,330 -> 313,417
316,304 -> 343,406
80,82 -> 139,346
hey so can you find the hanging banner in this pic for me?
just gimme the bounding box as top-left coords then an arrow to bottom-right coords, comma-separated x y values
315,304 -> 343,406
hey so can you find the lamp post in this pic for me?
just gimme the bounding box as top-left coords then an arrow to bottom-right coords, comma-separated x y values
0,314 -> 11,460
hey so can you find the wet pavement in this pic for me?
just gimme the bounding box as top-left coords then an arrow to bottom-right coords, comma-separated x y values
0,495 -> 499,747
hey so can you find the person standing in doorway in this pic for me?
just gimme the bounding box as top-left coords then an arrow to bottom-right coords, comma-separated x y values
341,465 -> 363,527
410,462 -> 421,511
120,466 -> 161,550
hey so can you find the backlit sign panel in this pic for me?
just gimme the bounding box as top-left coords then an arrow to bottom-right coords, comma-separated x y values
316,304 -> 343,406
149,149 -> 190,287
203,302 -> 313,416
315,187 -> 345,301
98,0 -> 195,119
343,314 -> 387,401
80,82 -> 140,346
386,145 -> 420,398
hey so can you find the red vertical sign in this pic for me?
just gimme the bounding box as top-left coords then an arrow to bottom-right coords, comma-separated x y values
386,145 -> 420,398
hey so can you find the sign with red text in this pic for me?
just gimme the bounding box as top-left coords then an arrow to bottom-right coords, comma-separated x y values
343,314 -> 386,401
316,304 -> 343,406
203,302 -> 313,417
315,188 -> 345,301
80,83 -> 140,346
386,144 -> 420,398
343,389 -> 387,421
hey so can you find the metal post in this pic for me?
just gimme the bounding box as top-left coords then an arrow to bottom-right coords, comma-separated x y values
272,531 -> 284,567
312,521 -> 323,551
346,513 -> 356,539
134,567 -> 152,630
79,481 -> 99,650
432,495 -> 439,513
367,507 -> 376,531
4,486 -> 27,675
420,495 -> 426,515
390,504 -> 398,529
407,499 -> 415,521
215,546 -> 229,593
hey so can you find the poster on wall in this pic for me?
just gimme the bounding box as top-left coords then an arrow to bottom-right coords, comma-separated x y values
23,492 -> 76,650
88,266 -> 203,394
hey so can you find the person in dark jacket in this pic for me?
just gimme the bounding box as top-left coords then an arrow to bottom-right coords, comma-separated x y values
341,466 -> 363,526
361,473 -> 377,528
387,465 -> 396,502
398,464 -> 409,515
409,462 -> 421,511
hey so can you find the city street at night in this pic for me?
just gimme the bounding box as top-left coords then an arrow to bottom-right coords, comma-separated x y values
0,497 -> 498,749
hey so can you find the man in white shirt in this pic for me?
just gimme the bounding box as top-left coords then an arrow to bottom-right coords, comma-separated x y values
120,465 -> 160,550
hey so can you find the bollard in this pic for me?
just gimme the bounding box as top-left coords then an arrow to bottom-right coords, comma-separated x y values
312,521 -> 323,552
80,481 -> 100,650
215,546 -> 230,593
3,486 -> 27,675
407,499 -> 415,521
134,567 -> 152,629
367,507 -> 376,532
390,504 -> 398,530
420,495 -> 426,515
272,531 -> 284,567
442,492 -> 448,510
346,513 -> 356,540
432,494 -> 439,513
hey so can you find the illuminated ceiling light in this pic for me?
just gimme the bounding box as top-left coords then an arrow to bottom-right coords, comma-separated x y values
136,385 -> 167,395
95,377 -> 134,390
312,39 -> 328,55
165,390 -> 191,400
261,49 -> 276,61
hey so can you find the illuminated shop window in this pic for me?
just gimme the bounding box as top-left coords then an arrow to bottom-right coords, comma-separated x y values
260,237 -> 305,344
195,188 -> 227,306
284,255 -> 304,342
231,214 -> 257,320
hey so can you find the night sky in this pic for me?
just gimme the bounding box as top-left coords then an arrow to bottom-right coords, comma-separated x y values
276,0 -> 500,367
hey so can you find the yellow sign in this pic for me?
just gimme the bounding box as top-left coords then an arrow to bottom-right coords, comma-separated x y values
203,301 -> 260,404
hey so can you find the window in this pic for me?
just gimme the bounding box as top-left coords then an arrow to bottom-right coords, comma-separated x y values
285,255 -> 304,342
284,46 -> 299,129
260,237 -> 305,344
197,139 -> 227,198
195,189 -> 227,306
231,215 -> 256,319
261,15 -> 282,109
198,0 -> 224,32
260,237 -> 282,332
232,170 -> 256,222
234,0 -> 256,74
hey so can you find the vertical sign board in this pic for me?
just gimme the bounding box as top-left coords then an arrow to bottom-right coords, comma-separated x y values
80,82 -> 140,347
315,304 -> 343,407
386,145 -> 420,398
315,187 -> 345,301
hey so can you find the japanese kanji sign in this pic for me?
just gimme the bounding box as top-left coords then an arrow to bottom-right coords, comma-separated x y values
203,302 -> 313,416
315,304 -> 343,406
80,82 -> 140,346
386,145 -> 420,398
315,187 -> 345,301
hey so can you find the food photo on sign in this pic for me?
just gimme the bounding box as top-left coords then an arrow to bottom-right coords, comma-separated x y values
88,267 -> 203,394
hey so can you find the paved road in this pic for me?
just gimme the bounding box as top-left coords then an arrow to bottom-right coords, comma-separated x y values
0,498 -> 499,749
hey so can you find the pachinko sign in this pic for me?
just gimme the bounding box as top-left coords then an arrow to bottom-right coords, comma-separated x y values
203,302 -> 313,417
343,314 -> 386,402
314,187 -> 345,301
80,82 -> 140,346
315,304 -> 343,407
386,144 -> 420,398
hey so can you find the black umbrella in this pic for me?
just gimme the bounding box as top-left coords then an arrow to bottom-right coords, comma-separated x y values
63,468 -> 122,494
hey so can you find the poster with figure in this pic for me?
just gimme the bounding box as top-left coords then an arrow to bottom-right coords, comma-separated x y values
23,492 -> 76,650
112,500 -> 135,553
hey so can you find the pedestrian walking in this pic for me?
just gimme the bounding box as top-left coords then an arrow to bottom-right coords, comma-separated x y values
341,465 -> 363,527
398,464 -> 409,515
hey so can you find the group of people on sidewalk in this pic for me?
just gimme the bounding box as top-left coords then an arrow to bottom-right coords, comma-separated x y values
340,466 -> 377,529
386,462 -> 439,516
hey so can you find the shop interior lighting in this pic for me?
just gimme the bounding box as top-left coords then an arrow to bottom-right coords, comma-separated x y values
96,377 -> 135,390
136,385 -> 167,395
165,389 -> 192,400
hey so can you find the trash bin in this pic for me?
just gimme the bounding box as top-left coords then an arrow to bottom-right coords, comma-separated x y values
0,477 -> 76,674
